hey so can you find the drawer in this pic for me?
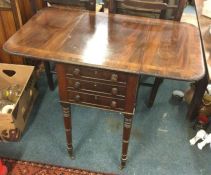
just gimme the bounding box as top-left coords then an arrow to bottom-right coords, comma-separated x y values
68,90 -> 125,111
67,78 -> 126,98
65,64 -> 127,84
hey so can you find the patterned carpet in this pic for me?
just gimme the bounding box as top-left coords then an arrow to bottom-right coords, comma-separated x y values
1,158 -> 115,175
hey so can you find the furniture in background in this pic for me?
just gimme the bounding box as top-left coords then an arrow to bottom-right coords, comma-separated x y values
0,0 -> 24,64
4,6 -> 204,168
0,0 -> 45,64
45,0 -> 96,10
186,0 -> 211,120
109,0 -> 187,107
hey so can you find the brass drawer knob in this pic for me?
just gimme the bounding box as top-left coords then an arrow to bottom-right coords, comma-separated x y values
111,74 -> 118,82
75,94 -> 81,102
74,82 -> 80,89
111,87 -> 118,95
73,68 -> 80,76
111,101 -> 117,108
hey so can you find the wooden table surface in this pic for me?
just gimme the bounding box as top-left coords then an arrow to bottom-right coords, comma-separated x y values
4,7 -> 205,81
195,0 -> 211,79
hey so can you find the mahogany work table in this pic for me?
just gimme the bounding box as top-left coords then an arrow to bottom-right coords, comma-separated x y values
4,7 -> 204,168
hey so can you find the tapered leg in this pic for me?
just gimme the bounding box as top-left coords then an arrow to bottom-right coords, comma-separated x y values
187,74 -> 208,121
61,103 -> 74,159
147,77 -> 163,108
44,61 -> 54,91
121,114 -> 133,169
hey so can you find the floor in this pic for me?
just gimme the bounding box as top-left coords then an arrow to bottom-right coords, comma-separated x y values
1,5 -> 211,175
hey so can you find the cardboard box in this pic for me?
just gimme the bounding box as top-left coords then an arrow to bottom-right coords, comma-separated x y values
0,64 -> 38,142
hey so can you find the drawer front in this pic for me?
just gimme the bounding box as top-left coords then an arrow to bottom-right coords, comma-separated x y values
67,78 -> 126,98
66,65 -> 127,84
68,90 -> 125,111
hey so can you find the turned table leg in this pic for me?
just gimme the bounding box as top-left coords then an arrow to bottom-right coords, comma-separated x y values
61,103 -> 74,159
121,114 -> 133,169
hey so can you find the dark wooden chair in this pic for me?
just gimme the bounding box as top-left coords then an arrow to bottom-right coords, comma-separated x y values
109,0 -> 187,107
44,0 -> 96,10
28,0 -> 96,90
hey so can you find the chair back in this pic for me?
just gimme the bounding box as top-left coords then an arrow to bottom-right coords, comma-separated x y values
109,0 -> 187,21
45,0 -> 96,11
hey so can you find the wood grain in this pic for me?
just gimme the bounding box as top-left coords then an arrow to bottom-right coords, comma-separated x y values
0,9 -> 23,64
4,7 -> 205,81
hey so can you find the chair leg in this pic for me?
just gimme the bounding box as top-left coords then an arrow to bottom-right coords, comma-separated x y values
44,61 -> 54,91
187,73 -> 208,121
147,77 -> 163,108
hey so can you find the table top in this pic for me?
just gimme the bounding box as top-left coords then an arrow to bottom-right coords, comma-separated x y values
195,0 -> 211,79
4,7 -> 205,80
